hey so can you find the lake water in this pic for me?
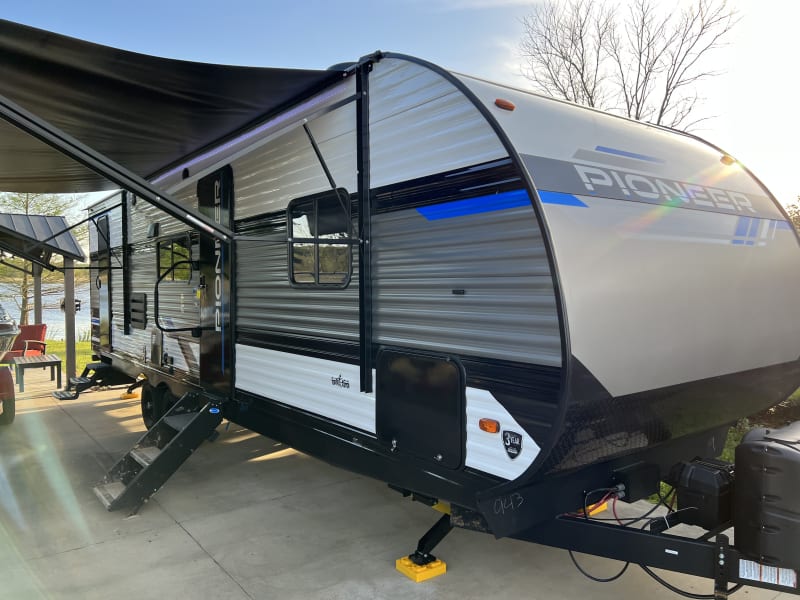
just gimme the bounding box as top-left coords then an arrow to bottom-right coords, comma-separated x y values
0,282 -> 91,340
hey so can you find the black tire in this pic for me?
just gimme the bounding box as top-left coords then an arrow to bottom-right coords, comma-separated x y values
140,384 -> 157,429
0,367 -> 15,426
141,384 -> 178,428
0,396 -> 14,425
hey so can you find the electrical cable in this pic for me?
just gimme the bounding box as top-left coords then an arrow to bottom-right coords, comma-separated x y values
586,499 -> 665,524
568,550 -> 629,583
582,487 -> 619,521
568,484 -> 743,597
568,487 -> 630,583
640,565 -> 743,599
637,487 -> 743,599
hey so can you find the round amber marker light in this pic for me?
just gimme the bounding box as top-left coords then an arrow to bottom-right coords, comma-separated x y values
479,418 -> 501,433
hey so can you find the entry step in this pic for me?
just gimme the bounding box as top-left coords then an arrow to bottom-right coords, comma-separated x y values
68,376 -> 93,387
163,413 -> 196,431
130,446 -> 161,467
91,393 -> 223,512
94,481 -> 126,509
53,390 -> 79,401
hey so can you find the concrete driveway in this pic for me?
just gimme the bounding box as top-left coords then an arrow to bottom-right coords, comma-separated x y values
0,369 -> 791,600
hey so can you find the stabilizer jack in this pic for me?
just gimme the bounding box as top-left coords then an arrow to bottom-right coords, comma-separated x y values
396,512 -> 452,582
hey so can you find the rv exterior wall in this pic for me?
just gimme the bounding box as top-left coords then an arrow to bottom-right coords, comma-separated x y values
457,74 -> 800,398
129,187 -> 196,244
229,57 -> 559,480
88,192 -> 125,254
368,60 -> 507,189
233,103 -> 358,221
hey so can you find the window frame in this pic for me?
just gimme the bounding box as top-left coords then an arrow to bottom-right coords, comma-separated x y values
287,188 -> 354,289
156,234 -> 193,283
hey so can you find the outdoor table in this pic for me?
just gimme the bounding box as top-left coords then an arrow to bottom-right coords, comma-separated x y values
11,354 -> 62,393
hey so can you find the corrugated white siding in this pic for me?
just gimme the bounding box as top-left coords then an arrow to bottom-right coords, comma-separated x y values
88,193 -> 124,254
129,190 -> 195,243
369,59 -> 507,189
236,236 -> 359,343
112,245 -> 156,364
236,345 -> 374,433
373,205 -> 561,366
233,103 -> 357,220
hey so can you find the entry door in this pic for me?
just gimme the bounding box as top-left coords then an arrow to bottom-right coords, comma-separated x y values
93,214 -> 112,351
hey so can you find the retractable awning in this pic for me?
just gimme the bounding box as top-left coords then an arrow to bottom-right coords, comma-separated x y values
0,213 -> 84,269
0,19 -> 343,193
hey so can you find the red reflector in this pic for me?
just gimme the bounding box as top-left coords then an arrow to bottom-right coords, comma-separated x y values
495,98 -> 516,111
479,418 -> 500,433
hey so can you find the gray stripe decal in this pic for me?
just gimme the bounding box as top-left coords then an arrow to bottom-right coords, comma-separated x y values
523,154 -> 781,220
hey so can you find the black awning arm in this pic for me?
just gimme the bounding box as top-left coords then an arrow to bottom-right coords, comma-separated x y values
0,251 -> 55,272
0,258 -> 35,275
0,93 -> 233,243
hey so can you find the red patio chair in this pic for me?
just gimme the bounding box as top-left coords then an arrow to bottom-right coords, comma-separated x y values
0,323 -> 47,364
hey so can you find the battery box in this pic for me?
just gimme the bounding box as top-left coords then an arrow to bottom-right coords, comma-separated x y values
669,458 -> 734,530
735,421 -> 800,571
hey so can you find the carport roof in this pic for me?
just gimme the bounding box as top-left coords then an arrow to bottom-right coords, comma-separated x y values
0,213 -> 85,268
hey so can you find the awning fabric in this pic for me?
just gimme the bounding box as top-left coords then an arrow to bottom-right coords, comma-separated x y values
0,19 -> 343,193
0,213 -> 85,266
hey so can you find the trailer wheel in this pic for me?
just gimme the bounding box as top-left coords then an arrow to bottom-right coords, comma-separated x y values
0,366 -> 15,426
140,384 -> 157,429
141,384 -> 179,428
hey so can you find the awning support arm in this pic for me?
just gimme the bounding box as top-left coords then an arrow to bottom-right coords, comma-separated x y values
0,93 -> 233,242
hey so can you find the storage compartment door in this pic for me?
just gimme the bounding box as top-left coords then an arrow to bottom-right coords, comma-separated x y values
376,350 -> 464,469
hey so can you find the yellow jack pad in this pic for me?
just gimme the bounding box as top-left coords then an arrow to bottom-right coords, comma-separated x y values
119,391 -> 139,400
396,556 -> 447,582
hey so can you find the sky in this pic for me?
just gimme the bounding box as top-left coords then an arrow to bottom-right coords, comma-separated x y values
3,0 -> 798,205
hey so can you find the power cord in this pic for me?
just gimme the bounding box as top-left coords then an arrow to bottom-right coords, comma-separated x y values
568,550 -> 629,582
640,565 -> 743,599
567,486 -> 743,597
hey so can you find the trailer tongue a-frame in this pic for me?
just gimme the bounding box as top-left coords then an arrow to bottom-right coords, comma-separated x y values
3,19 -> 800,598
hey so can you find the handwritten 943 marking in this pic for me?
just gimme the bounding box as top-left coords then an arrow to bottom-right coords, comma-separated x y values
493,492 -> 525,515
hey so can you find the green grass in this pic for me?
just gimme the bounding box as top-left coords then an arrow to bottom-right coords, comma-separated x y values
44,339 -> 94,371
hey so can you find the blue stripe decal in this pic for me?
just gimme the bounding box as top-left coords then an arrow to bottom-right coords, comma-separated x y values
595,145 -> 664,164
416,189 -> 531,220
735,217 -> 750,237
538,190 -> 588,207
732,218 -> 793,245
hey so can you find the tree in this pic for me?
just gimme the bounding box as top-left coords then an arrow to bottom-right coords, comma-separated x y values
519,0 -> 738,130
785,198 -> 800,232
0,192 -> 88,325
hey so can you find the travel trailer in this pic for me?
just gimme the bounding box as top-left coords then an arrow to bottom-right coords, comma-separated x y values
2,19 -> 800,598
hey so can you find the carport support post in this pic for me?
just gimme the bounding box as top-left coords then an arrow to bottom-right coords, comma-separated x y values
63,258 -> 75,382
33,263 -> 43,324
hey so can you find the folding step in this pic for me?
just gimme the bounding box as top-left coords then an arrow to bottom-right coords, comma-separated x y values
54,364 -> 137,401
69,376 -> 92,388
163,413 -> 196,431
94,481 -> 126,510
92,392 -> 223,512
129,445 -> 161,467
